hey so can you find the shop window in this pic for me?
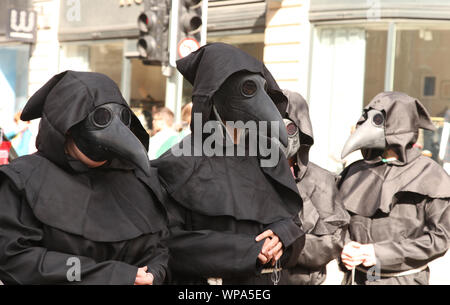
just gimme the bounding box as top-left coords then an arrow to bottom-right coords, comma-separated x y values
308,25 -> 388,173
129,58 -> 167,132
423,76 -> 436,97
394,26 -> 450,163
59,42 -> 123,88
363,29 -> 387,106
0,44 -> 29,131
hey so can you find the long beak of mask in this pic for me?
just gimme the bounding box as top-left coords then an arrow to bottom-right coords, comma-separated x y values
341,109 -> 386,159
213,72 -> 288,147
70,103 -> 151,175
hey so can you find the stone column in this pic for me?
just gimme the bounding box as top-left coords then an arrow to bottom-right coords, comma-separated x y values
264,0 -> 311,96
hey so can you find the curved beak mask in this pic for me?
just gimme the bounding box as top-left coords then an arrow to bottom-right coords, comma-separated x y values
341,109 -> 386,159
212,72 -> 288,147
70,103 -> 151,174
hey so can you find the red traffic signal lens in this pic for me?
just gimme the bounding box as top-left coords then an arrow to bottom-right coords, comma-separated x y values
138,13 -> 149,32
138,11 -> 157,33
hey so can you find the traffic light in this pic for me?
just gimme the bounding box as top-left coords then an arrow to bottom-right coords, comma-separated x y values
176,0 -> 203,60
137,0 -> 170,65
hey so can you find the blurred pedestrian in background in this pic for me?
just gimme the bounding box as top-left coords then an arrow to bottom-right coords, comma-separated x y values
176,102 -> 192,139
148,107 -> 179,160
4,111 -> 33,157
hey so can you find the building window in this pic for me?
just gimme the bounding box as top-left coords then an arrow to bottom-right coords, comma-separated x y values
59,40 -> 168,133
59,41 -> 124,88
394,26 -> 450,118
0,44 -> 29,130
308,24 -> 388,172
309,21 -> 450,171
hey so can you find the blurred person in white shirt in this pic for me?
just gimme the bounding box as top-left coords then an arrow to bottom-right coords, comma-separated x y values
148,107 -> 178,160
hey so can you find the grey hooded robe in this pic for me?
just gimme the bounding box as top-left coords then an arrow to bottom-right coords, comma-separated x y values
338,92 -> 450,285
282,90 -> 350,285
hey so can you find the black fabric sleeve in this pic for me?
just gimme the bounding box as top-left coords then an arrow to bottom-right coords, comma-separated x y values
131,231 -> 170,285
167,226 -> 265,279
265,216 -> 304,248
265,215 -> 305,268
0,178 -> 139,285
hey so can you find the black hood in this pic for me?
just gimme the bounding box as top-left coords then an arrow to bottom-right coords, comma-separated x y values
21,71 -> 149,171
9,71 -> 168,242
354,91 -> 436,165
176,42 -> 288,133
152,43 -> 303,225
283,89 -> 314,179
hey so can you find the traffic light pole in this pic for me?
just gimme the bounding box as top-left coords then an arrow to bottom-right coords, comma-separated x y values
164,0 -> 207,123
200,0 -> 208,46
164,71 -> 184,123
165,0 -> 183,122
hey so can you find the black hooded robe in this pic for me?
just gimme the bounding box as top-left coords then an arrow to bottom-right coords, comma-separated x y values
0,71 -> 169,285
338,92 -> 450,285
153,43 -> 305,285
282,90 -> 350,285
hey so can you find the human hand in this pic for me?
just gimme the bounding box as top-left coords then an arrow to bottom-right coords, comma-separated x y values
255,229 -> 284,266
360,244 -> 377,267
134,266 -> 154,285
341,241 -> 365,270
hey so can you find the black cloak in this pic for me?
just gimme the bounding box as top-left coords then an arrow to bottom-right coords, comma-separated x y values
338,92 -> 450,285
153,43 -> 305,284
0,71 -> 169,284
282,90 -> 350,285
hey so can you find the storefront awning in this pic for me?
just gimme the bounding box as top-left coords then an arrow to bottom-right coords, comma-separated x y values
310,0 -> 450,22
58,0 -> 142,42
59,0 -> 267,42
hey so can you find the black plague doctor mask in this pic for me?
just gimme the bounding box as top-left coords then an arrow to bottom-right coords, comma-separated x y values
20,70 -> 151,176
69,102 -> 150,174
212,71 -> 288,147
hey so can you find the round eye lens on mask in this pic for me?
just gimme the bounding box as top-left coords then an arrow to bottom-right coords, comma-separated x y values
93,107 -> 112,127
241,80 -> 257,97
286,122 -> 298,136
121,108 -> 131,126
372,113 -> 384,126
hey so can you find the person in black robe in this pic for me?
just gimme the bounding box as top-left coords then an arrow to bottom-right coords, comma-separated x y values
153,43 -> 305,285
337,91 -> 450,285
0,71 -> 169,285
281,90 -> 350,285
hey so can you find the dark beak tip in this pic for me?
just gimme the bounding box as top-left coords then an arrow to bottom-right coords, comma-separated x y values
136,149 -> 151,175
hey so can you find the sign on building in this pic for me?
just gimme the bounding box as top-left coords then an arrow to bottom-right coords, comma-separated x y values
6,8 -> 37,43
